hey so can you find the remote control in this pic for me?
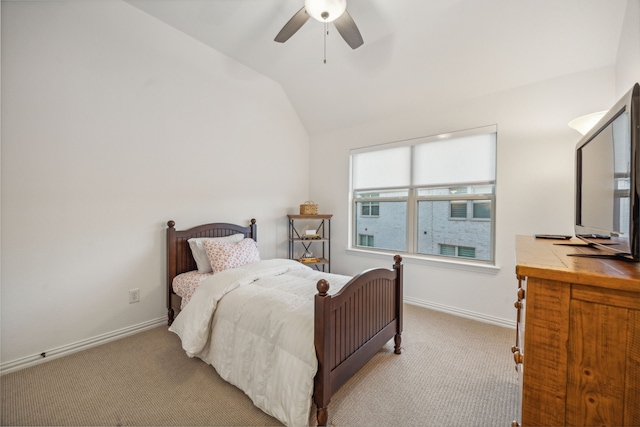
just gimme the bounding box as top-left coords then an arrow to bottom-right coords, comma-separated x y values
534,234 -> 572,240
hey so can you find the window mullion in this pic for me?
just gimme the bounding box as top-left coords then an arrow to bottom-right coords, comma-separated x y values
407,188 -> 416,253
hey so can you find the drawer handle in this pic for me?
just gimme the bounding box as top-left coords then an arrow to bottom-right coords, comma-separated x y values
514,300 -> 522,309
513,350 -> 523,365
517,287 -> 525,300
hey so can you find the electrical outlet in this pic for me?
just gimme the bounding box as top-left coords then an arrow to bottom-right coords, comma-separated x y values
129,288 -> 140,304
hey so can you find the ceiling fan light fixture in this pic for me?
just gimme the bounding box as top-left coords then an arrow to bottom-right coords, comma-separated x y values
304,0 -> 346,23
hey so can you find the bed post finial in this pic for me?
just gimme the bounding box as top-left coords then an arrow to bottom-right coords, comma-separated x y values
250,218 -> 256,225
317,279 -> 330,296
167,220 -> 175,229
394,254 -> 402,267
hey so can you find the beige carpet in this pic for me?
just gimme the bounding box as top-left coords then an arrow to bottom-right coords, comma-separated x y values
1,304 -> 519,426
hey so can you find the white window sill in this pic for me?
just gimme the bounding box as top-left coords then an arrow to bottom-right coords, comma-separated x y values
346,248 -> 501,275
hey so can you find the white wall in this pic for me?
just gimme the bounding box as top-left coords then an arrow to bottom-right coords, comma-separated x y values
309,0 -> 639,324
309,0 -> 639,326
1,1 -> 309,368
616,0 -> 640,96
309,66 -> 625,325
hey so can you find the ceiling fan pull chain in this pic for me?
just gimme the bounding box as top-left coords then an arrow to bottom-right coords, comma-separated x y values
323,21 -> 328,64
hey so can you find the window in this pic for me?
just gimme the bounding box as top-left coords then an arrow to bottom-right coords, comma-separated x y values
458,246 -> 476,258
360,193 -> 380,216
473,200 -> 491,219
439,244 -> 476,258
440,244 -> 456,256
450,201 -> 467,219
361,202 -> 379,216
358,234 -> 374,247
350,126 -> 496,263
354,190 -> 408,251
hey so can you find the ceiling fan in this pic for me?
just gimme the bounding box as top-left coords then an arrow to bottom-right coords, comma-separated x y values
274,0 -> 364,50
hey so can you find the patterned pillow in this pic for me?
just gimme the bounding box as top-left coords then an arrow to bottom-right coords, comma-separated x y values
172,271 -> 213,309
203,238 -> 260,273
188,234 -> 244,273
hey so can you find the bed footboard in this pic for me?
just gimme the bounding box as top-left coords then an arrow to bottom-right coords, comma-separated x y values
313,255 -> 403,426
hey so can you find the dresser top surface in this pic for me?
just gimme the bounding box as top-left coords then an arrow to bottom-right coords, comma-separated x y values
515,235 -> 640,292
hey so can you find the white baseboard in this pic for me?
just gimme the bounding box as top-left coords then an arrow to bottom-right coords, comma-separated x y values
404,297 -> 516,329
2,302 -> 512,374
1,317 -> 166,375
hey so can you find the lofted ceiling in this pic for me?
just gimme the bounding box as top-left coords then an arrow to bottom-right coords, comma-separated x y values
124,0 -> 628,135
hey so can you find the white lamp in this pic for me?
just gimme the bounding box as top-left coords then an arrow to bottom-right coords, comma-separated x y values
568,111 -> 607,135
304,0 -> 346,22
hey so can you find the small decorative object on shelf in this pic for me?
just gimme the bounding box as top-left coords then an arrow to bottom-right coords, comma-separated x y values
299,201 -> 318,215
288,213 -> 332,272
300,250 -> 318,263
301,234 -> 320,240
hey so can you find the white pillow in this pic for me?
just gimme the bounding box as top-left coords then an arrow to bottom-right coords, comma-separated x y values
188,233 -> 244,273
203,238 -> 260,273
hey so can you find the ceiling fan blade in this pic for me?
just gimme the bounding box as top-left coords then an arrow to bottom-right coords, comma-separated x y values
274,7 -> 310,43
333,10 -> 363,49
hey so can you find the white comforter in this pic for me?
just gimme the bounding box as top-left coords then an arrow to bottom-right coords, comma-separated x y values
169,259 -> 351,427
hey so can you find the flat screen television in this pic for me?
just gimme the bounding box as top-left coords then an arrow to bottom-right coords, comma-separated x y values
575,82 -> 640,261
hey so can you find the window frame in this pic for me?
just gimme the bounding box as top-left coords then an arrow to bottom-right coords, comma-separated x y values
349,125 -> 497,265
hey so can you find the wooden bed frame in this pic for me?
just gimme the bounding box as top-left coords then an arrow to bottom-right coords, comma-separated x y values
166,219 -> 258,323
166,219 -> 403,426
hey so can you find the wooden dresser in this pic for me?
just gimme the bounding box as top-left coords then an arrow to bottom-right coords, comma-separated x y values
513,235 -> 640,427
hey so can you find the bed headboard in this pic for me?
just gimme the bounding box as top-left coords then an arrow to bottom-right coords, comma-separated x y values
166,219 -> 257,323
